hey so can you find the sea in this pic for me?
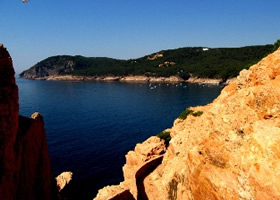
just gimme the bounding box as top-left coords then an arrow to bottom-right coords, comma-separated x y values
17,77 -> 223,199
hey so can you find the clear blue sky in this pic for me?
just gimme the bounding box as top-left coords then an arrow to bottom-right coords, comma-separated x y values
1,0 -> 280,73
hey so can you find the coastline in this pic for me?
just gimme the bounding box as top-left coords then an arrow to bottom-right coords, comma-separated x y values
22,75 -> 235,85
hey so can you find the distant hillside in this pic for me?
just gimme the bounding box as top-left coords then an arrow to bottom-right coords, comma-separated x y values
20,45 -> 274,81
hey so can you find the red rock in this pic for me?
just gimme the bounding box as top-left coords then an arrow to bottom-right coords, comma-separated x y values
0,44 -> 56,200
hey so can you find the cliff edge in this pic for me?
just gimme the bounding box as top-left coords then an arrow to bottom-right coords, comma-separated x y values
95,48 -> 280,200
0,44 -> 56,199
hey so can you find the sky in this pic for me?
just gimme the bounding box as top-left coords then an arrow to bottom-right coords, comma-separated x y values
1,0 -> 280,73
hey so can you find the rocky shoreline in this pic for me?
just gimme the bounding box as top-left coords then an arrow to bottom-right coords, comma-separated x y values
23,75 -> 233,85
94,48 -> 280,200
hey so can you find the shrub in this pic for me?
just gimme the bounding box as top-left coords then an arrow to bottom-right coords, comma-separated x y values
178,108 -> 203,120
192,111 -> 203,117
177,108 -> 193,120
157,131 -> 171,146
273,39 -> 280,51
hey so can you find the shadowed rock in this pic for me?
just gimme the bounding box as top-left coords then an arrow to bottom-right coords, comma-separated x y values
0,44 -> 56,200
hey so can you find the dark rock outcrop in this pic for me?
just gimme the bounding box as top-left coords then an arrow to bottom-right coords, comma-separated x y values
0,44 -> 56,200
20,56 -> 76,79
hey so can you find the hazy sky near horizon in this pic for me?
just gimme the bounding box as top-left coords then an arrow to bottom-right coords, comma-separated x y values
1,0 -> 280,73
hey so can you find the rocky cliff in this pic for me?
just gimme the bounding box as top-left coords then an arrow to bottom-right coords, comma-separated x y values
94,48 -> 280,200
0,44 -> 56,200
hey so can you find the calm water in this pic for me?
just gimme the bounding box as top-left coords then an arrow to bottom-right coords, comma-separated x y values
17,78 -> 222,199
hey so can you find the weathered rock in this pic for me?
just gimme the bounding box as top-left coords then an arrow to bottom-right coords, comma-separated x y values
147,53 -> 163,60
0,44 -> 56,200
186,76 -> 223,85
95,48 -> 280,200
25,74 -> 185,83
122,136 -> 166,198
56,171 -> 73,192
94,136 -> 166,199
158,61 -> 176,67
94,184 -> 134,200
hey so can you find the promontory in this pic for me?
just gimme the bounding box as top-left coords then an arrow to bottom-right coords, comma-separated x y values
20,44 -> 277,84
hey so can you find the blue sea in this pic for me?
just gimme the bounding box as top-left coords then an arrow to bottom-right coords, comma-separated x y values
17,78 -> 223,199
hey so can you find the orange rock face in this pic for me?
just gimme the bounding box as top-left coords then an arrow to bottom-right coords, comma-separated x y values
95,48 -> 280,200
94,136 -> 166,200
56,171 -> 73,192
0,45 -> 56,200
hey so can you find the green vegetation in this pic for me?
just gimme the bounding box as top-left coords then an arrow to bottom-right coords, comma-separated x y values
157,131 -> 171,146
20,43 -> 276,81
178,108 -> 194,120
192,110 -> 203,117
157,109 -> 203,146
178,108 -> 203,120
273,40 -> 280,51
